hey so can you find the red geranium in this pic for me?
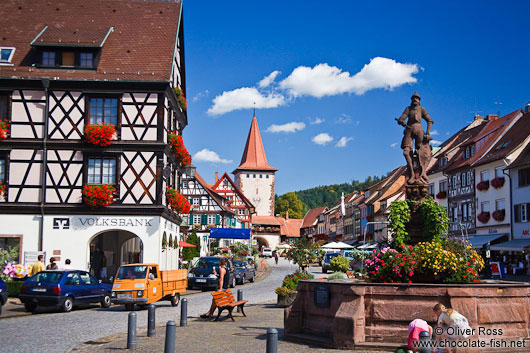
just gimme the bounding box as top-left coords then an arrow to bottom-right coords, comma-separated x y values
491,177 -> 505,189
476,180 -> 490,191
166,187 -> 191,214
436,191 -> 447,199
0,120 -> 10,140
477,211 -> 490,223
82,184 -> 116,207
168,132 -> 192,166
0,181 -> 6,198
492,209 -> 505,222
84,123 -> 116,146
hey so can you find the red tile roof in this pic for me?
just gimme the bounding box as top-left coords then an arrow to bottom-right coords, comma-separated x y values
234,116 -> 277,172
279,218 -> 302,237
0,0 -> 181,82
211,172 -> 255,210
301,207 -> 327,229
251,216 -> 281,226
193,171 -> 235,215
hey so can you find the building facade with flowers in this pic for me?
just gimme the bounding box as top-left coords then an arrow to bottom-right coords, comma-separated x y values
0,0 -> 189,278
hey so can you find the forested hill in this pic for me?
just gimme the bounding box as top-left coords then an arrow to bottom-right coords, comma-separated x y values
294,176 -> 382,210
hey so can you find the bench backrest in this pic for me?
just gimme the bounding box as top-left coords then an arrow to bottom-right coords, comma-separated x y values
212,289 -> 235,306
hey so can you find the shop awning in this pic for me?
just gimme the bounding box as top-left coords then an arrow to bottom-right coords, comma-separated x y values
178,241 -> 196,248
490,239 -> 530,252
209,228 -> 252,240
454,234 -> 507,249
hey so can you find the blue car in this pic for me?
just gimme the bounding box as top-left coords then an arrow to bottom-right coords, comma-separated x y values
19,270 -> 112,313
0,279 -> 7,316
322,252 -> 340,273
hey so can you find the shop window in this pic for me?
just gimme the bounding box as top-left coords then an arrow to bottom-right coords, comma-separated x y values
88,97 -> 119,125
0,237 -> 20,262
87,157 -> 116,184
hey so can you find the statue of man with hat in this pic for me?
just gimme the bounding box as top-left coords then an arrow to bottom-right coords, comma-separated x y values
396,92 -> 433,184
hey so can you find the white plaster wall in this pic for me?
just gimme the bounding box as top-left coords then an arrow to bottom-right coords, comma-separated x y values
236,171 -> 275,216
120,152 -> 156,204
255,234 -> 280,250
0,214 -> 40,260
475,162 -> 510,235
511,168 -> 530,239
48,91 -> 84,140
429,171 -> 448,209
11,90 -> 45,139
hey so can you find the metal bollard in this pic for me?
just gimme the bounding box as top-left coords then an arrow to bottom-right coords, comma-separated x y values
127,312 -> 137,349
180,298 -> 188,326
164,320 -> 176,353
147,303 -> 156,337
266,328 -> 278,353
418,330 -> 432,353
237,289 -> 243,313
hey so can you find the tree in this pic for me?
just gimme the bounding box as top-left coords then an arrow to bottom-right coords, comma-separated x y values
275,192 -> 304,218
286,240 -> 318,271
182,229 -> 200,261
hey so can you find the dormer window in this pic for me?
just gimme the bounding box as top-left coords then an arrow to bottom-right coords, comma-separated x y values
0,47 -> 15,64
80,53 -> 93,67
42,51 -> 56,66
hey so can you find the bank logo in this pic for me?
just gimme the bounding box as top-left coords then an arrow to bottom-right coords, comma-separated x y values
53,218 -> 70,230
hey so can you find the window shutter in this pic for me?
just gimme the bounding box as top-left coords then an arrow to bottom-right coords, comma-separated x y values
514,205 -> 521,222
201,214 -> 207,225
215,214 -> 220,225
527,203 -> 530,221
231,218 -> 236,226
188,215 -> 193,225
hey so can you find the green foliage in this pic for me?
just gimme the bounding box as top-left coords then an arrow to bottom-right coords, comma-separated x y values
182,229 -> 200,261
233,242 -> 250,257
281,271 -> 315,291
419,197 -> 449,242
286,240 -> 318,270
388,200 -> 411,247
275,192 -> 304,219
330,255 -> 350,273
6,280 -> 23,297
0,245 -> 20,281
328,272 -> 348,279
275,286 -> 292,296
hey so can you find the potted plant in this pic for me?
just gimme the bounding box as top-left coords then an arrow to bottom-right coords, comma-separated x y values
84,123 -> 116,146
436,190 -> 447,199
168,132 -> 192,166
476,180 -> 490,191
0,120 -> 9,140
82,184 -> 116,207
492,209 -> 505,222
173,87 -> 187,111
166,187 -> 191,214
275,286 -> 294,307
477,211 -> 490,223
491,177 -> 505,189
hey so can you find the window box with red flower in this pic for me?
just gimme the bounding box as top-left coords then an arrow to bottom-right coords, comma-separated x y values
0,120 -> 10,140
0,181 -> 6,199
168,132 -> 192,166
477,211 -> 490,223
491,177 -> 505,189
82,184 -> 116,207
84,123 -> 116,146
166,187 -> 191,214
436,191 -> 447,199
173,87 -> 187,112
492,209 -> 505,222
476,180 -> 489,191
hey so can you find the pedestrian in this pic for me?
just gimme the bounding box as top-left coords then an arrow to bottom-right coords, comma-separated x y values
274,251 -> 279,265
62,259 -> 73,270
433,303 -> 472,353
407,318 -> 432,352
31,255 -> 45,275
46,257 -> 58,270
200,257 -> 229,319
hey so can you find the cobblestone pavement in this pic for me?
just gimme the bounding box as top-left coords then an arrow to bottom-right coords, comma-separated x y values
0,258 -> 291,353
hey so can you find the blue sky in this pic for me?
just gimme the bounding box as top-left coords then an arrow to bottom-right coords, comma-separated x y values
182,0 -> 530,195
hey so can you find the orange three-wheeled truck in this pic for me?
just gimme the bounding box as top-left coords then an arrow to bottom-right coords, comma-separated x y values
111,264 -> 187,310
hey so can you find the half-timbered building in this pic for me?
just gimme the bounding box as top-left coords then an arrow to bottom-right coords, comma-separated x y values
212,172 -> 255,229
0,0 -> 188,277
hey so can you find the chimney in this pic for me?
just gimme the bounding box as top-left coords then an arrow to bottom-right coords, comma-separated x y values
486,114 -> 499,121
524,103 -> 530,114
215,172 -> 219,183
474,115 -> 484,121
285,210 -> 289,219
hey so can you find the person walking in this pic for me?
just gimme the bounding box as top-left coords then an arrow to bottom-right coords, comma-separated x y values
274,251 -> 279,265
31,255 -> 45,275
200,257 -> 229,319
46,257 -> 58,270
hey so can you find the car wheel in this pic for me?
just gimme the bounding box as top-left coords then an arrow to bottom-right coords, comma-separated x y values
249,274 -> 255,283
62,296 -> 74,313
171,293 -> 180,307
125,303 -> 135,311
322,268 -> 327,274
101,293 -> 111,308
230,277 -> 236,288
24,302 -> 37,313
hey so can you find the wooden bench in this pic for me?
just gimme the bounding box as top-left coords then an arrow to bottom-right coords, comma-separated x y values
211,289 -> 248,321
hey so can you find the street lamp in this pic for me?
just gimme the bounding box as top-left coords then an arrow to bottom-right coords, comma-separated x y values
185,163 -> 196,178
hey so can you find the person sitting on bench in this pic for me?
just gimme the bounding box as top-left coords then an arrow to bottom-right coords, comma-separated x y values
201,258 -> 229,318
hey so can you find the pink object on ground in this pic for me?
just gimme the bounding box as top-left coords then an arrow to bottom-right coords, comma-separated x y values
408,319 -> 431,349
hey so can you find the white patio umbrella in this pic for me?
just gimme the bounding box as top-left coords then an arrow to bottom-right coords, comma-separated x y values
321,242 -> 340,248
322,241 -> 354,249
277,243 -> 292,249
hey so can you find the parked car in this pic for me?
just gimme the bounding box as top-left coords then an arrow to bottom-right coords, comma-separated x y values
187,257 -> 236,290
19,270 -> 112,313
233,260 -> 256,284
0,279 -> 7,316
260,248 -> 273,258
322,252 -> 340,273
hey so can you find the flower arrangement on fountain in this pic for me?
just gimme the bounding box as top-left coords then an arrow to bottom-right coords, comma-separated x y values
365,197 -> 484,284
84,123 -> 116,146
0,120 -> 10,140
166,187 -> 191,214
275,271 -> 314,296
168,132 -> 192,166
82,184 -> 116,207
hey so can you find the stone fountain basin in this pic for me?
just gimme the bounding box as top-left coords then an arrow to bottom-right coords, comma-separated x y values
284,279 -> 530,351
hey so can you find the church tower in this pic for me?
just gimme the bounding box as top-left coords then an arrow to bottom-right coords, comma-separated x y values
233,114 -> 277,217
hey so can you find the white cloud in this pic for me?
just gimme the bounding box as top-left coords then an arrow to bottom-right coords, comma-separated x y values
390,142 -> 398,148
310,117 -> 325,125
337,113 -> 352,124
312,133 -> 333,146
258,71 -> 281,88
207,87 -> 286,116
193,149 -> 233,164
279,57 -> 419,98
335,137 -> 353,148
192,90 -> 209,103
430,129 -> 439,136
431,140 -> 442,146
266,121 -> 306,133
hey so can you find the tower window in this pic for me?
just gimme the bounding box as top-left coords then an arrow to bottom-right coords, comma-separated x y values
247,174 -> 249,178
253,174 -> 256,178
266,175 -> 269,178
259,174 -> 262,178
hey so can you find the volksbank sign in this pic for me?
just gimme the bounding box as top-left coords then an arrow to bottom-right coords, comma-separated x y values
53,216 -> 157,230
